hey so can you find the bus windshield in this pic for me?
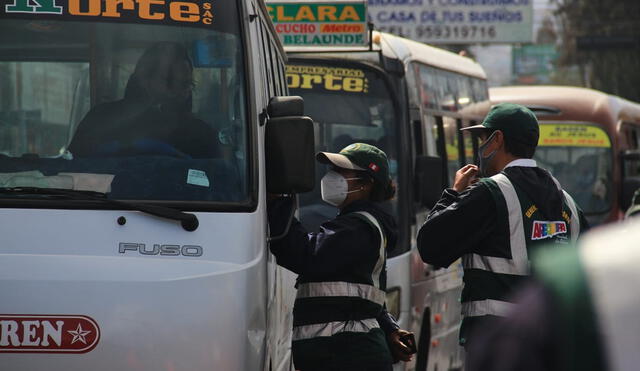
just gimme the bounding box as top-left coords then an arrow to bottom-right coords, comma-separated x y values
0,1 -> 248,205
535,124 -> 612,215
287,61 -> 399,232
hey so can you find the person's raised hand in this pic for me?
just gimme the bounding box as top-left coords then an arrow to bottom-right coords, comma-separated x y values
453,164 -> 479,193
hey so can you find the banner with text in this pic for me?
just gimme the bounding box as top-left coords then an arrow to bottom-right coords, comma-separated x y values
368,0 -> 533,44
267,1 -> 369,47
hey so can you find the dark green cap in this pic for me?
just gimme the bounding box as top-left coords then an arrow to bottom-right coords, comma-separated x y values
316,142 -> 390,186
461,102 -> 540,146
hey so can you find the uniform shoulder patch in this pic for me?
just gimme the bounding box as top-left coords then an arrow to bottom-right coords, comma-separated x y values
532,221 -> 567,240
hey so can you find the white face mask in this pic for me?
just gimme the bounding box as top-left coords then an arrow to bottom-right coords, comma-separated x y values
320,170 -> 362,207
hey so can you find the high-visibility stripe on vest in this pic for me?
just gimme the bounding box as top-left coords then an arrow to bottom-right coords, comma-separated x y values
296,281 -> 387,306
355,211 -> 387,290
292,211 -> 387,342
462,172 -> 580,319
292,318 -> 381,341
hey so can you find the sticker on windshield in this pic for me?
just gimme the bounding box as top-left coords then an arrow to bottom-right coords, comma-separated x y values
286,65 -> 369,93
187,169 -> 210,187
2,0 -> 214,27
539,124 -> 611,148
0,314 -> 100,353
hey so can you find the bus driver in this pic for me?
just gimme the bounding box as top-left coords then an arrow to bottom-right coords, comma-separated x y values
69,42 -> 218,159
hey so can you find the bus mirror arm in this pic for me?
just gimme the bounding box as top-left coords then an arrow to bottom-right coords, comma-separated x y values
268,195 -> 298,242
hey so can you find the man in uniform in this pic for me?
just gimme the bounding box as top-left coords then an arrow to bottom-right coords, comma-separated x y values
416,103 -> 588,351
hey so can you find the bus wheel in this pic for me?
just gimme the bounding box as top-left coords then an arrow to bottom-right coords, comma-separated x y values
416,307 -> 432,371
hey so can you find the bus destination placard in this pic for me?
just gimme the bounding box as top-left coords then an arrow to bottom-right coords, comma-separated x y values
267,0 -> 368,47
539,124 -> 611,148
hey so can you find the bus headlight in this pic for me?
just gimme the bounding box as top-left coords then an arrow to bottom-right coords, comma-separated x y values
385,287 -> 401,319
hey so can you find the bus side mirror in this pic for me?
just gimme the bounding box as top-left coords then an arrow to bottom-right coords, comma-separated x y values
415,155 -> 443,208
265,96 -> 315,194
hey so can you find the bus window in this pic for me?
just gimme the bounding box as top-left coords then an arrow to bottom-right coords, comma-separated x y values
423,115 -> 439,157
535,123 -> 613,215
0,62 -> 88,156
0,9 -> 250,204
461,121 -> 475,165
471,77 -> 489,103
464,121 -> 480,165
455,76 -> 473,108
287,61 -> 400,247
443,117 -> 460,185
417,64 -> 438,110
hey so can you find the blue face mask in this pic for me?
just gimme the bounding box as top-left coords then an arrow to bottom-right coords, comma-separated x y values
478,131 -> 498,177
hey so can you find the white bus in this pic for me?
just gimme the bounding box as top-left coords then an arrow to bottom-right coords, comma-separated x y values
285,31 -> 490,371
0,0 -> 312,370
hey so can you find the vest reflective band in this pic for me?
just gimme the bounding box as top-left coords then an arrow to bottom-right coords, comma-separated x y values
296,281 -> 386,306
353,211 -> 387,289
562,190 -> 580,241
462,174 -> 529,277
580,222 -> 640,371
292,318 -> 380,341
462,172 -> 580,318
461,299 -> 516,317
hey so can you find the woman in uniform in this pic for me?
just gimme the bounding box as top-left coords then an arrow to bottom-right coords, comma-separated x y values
268,143 -> 414,371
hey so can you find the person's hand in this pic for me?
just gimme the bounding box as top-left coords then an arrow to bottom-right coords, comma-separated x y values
388,329 -> 415,362
453,164 -> 479,193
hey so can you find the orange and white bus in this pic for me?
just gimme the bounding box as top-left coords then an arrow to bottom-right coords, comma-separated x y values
489,86 -> 640,226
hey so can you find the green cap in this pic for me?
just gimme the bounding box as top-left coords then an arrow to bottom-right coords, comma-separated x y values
316,143 -> 390,186
461,102 -> 540,146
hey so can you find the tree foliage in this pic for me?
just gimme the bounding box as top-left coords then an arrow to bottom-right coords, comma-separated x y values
553,0 -> 640,101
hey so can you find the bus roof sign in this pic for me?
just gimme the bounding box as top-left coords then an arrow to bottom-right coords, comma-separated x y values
266,0 -> 369,48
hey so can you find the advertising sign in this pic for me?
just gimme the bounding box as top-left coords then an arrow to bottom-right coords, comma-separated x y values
512,44 -> 558,84
367,0 -> 534,44
267,0 -> 369,47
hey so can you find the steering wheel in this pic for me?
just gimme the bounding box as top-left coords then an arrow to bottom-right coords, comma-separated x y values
95,138 -> 191,158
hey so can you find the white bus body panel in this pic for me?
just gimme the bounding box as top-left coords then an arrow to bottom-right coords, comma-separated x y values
0,208 -> 270,370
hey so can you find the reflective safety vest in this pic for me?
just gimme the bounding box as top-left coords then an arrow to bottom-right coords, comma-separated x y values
461,172 -> 581,326
534,220 -> 640,371
292,211 -> 387,343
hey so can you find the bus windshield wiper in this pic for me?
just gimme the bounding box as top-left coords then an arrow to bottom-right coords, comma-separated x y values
0,187 -> 199,231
